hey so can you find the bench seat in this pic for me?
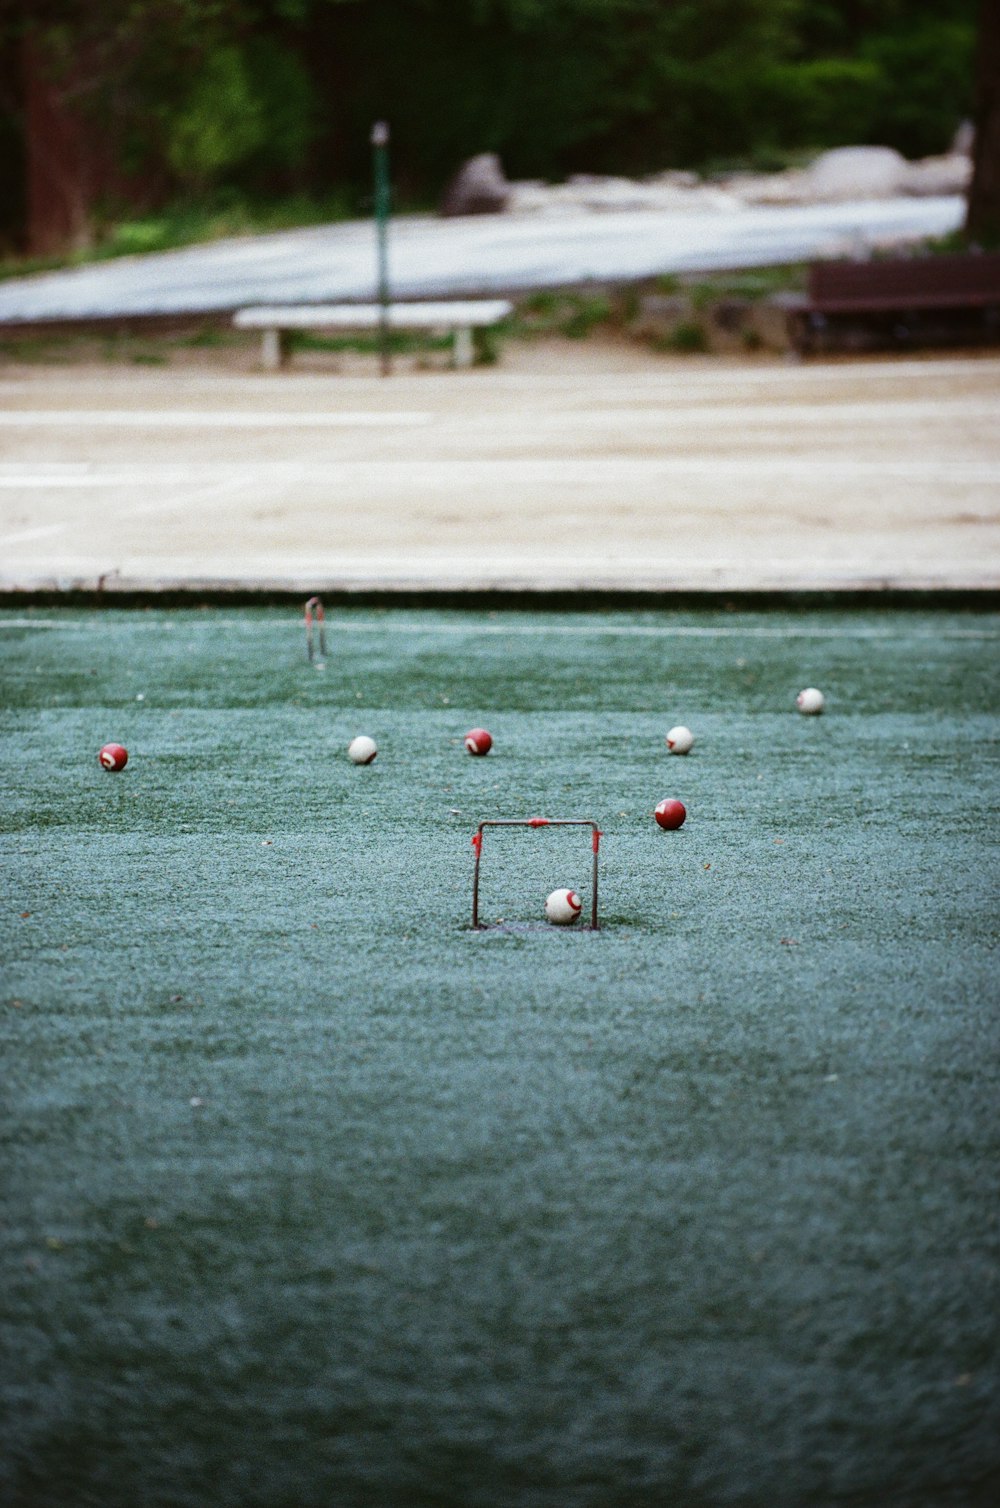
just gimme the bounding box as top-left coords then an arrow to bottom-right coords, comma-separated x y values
233,300 -> 514,369
784,252 -> 1000,354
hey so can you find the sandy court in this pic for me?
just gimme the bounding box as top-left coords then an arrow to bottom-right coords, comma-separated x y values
0,344 -> 998,592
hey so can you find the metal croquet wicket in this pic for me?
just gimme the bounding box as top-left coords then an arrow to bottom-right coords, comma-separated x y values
304,596 -> 327,663
471,818 -> 602,930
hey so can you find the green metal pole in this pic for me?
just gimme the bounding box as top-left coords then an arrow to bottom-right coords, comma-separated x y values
371,121 -> 391,377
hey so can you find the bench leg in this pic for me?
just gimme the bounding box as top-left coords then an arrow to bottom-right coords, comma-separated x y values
261,328 -> 285,371
452,325 -> 474,368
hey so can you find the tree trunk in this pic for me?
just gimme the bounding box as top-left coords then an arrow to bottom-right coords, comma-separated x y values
22,35 -> 92,255
966,0 -> 1000,244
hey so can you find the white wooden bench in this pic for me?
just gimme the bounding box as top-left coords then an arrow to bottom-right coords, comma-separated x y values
233,299 -> 514,370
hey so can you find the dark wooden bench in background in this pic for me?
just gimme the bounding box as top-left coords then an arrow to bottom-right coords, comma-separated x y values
783,251 -> 1000,354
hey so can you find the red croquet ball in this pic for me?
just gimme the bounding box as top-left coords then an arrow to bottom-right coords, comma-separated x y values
464,728 -> 493,756
654,798 -> 686,830
98,743 -> 129,771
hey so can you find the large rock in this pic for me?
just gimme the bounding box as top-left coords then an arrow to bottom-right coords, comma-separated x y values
807,146 -> 909,201
632,293 -> 694,334
719,168 -> 813,205
444,144 -> 964,220
903,153 -> 972,196
506,175 -> 739,215
951,120 -> 974,157
440,154 -> 510,217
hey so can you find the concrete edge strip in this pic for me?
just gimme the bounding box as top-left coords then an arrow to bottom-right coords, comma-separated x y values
1,575 -> 998,611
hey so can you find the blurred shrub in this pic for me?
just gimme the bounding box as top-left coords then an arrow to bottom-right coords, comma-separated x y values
861,21 -> 976,157
167,41 -> 315,192
759,58 -> 884,149
9,0 -> 982,261
664,321 -> 708,353
560,296 -> 612,339
168,47 -> 264,187
515,291 -> 614,337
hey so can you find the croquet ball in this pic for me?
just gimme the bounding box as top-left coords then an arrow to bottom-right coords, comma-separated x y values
545,888 -> 582,925
666,724 -> 694,755
347,735 -> 378,765
797,687 -> 825,715
654,798 -> 686,830
98,743 -> 128,771
464,728 -> 493,756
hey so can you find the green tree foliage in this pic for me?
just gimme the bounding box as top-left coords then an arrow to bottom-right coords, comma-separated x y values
760,57 -> 884,152
861,20 -> 977,157
167,40 -> 314,188
2,1 -> 321,187
2,0 -> 981,231
168,46 -> 266,186
296,0 -> 977,193
330,0 -> 806,183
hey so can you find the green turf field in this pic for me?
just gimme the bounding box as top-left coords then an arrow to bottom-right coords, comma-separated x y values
2,606 -> 999,1507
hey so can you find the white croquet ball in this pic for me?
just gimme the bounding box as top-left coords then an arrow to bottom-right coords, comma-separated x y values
666,725 -> 694,755
545,888 -> 582,926
796,688 -> 825,716
347,735 -> 378,764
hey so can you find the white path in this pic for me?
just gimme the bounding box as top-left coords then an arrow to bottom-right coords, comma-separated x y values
0,197 -> 964,324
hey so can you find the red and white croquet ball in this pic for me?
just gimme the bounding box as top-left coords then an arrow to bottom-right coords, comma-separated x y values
666,724 -> 694,755
545,887 -> 582,925
796,687 -> 825,716
654,798 -> 686,831
464,728 -> 493,756
98,743 -> 128,771
347,735 -> 378,765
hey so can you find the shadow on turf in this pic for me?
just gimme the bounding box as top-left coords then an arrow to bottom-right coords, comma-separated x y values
464,914 -> 649,934
467,922 -> 598,936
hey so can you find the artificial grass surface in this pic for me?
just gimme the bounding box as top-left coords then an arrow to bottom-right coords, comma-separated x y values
1,607 -> 999,1507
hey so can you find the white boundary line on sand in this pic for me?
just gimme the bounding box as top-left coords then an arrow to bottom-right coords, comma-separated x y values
0,524 -> 67,545
0,410 -> 433,428
533,400 -> 1000,425
0,401 -> 996,435
0,477 -> 247,548
1,459 -> 998,486
485,357 -> 1000,389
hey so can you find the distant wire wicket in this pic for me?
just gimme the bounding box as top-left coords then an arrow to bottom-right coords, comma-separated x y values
304,596 -> 327,663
